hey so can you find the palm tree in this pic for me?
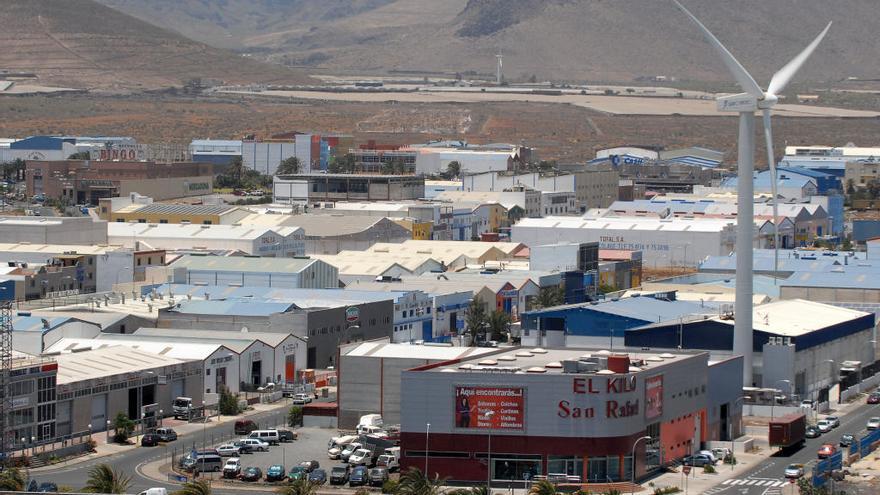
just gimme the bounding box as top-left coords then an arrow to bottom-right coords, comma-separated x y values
397,467 -> 445,495
487,310 -> 511,341
83,463 -> 132,494
533,286 -> 564,310
277,478 -> 318,495
174,479 -> 212,495
528,480 -> 558,495
0,468 -> 26,491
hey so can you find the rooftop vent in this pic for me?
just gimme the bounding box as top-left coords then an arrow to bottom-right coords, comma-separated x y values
497,355 -> 516,361
596,369 -> 616,375
544,361 -> 563,369
478,359 -> 498,366
531,348 -> 548,354
516,351 -> 534,358
526,367 -> 547,373
659,353 -> 676,359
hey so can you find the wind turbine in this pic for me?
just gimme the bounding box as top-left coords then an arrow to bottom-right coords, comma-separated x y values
674,0 -> 831,386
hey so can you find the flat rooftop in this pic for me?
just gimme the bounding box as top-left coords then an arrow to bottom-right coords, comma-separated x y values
169,255 -> 317,273
117,203 -> 237,216
53,346 -> 190,384
719,299 -> 872,337
343,341 -> 496,361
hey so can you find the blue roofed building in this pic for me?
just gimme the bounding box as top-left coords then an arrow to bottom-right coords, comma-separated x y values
777,167 -> 841,195
11,314 -> 101,354
520,293 -> 717,349
720,170 -> 818,199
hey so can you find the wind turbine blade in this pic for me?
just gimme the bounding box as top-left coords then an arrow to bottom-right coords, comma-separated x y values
767,22 -> 832,96
673,0 -> 763,98
762,108 -> 780,281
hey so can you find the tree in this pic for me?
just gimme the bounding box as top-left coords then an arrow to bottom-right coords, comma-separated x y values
112,412 -> 134,443
277,157 -> 301,176
288,405 -> 303,427
528,480 -> 558,495
228,156 -> 244,187
68,151 -> 92,160
0,468 -> 26,491
533,286 -> 564,309
465,296 -> 488,345
443,161 -> 462,180
846,178 -> 856,195
331,153 -> 356,174
277,477 -> 319,495
174,479 -> 212,495
389,158 -> 408,175
219,387 -> 240,416
381,161 -> 396,175
842,237 -> 853,251
487,310 -> 511,342
397,468 -> 445,495
83,463 -> 131,494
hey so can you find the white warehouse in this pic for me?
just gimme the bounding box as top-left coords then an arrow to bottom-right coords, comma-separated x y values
512,216 -> 750,267
108,223 -> 305,257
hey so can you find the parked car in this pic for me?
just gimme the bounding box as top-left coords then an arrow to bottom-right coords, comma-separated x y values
237,438 -> 269,452
154,428 -> 177,442
349,466 -> 369,486
266,464 -> 286,482
817,420 -> 833,433
241,467 -> 263,482
784,464 -> 804,479
349,448 -> 373,466
249,430 -> 280,446
681,454 -> 713,467
368,467 -> 389,487
288,466 -> 308,481
826,416 -> 840,428
840,434 -> 855,447
697,450 -> 717,464
223,458 -> 242,479
330,465 -> 350,485
868,392 -> 880,405
300,460 -> 320,472
340,443 -> 362,462
801,399 -> 815,410
308,469 -> 327,485
711,448 -> 732,463
292,393 -> 312,405
232,441 -> 254,454
37,482 -> 58,493
217,444 -> 241,457
868,417 -> 880,430
141,434 -> 160,447
817,444 -> 837,459
278,430 -> 297,442
235,420 -> 258,435
806,426 -> 822,438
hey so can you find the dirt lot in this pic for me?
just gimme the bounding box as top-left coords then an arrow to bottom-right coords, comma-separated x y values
1,93 -> 879,163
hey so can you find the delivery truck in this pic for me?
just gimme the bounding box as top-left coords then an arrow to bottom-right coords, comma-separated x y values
769,412 -> 806,450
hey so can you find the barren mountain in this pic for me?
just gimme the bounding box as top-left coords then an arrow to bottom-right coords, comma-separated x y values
99,0 -> 879,84
0,0 -> 312,91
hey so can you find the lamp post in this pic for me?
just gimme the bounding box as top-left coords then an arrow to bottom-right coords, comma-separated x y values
106,420 -> 111,443
425,423 -> 431,475
825,359 -> 836,406
202,400 -> 207,453
771,379 -> 791,420
88,424 -> 92,442
30,436 -> 35,457
20,438 -> 25,459
483,410 -> 495,490
159,409 -> 163,427
631,436 -> 651,495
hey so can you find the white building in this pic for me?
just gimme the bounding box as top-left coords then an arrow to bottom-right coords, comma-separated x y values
406,146 -> 514,175
168,254 -> 339,290
0,242 -> 134,292
242,136 -> 315,175
512,216 -> 745,267
462,168 -> 619,210
107,223 -> 305,257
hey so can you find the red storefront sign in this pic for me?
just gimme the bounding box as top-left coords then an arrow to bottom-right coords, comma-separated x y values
645,375 -> 664,419
454,386 -> 525,430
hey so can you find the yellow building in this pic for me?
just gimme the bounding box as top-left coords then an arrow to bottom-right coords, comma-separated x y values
99,198 -> 249,225
393,219 -> 434,240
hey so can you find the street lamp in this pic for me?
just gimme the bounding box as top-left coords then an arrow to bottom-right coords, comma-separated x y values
88,423 -> 92,441
202,400 -> 207,453
106,419 -> 111,443
159,409 -> 163,427
631,436 -> 651,495
425,423 -> 431,475
771,380 -> 791,419
482,410 -> 495,490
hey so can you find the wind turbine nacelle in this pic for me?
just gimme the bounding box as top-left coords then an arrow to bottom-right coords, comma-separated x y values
717,93 -> 757,113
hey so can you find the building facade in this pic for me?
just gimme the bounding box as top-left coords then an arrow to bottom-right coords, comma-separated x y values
274,174 -> 425,204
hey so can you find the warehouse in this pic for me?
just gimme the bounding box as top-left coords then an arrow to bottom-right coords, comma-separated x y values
625,299 -> 875,396
337,341 -> 497,428
108,223 -> 305,257
512,216 -> 743,267
312,251 -> 444,285
399,348 -> 743,484
168,254 -> 337,289
11,315 -> 101,354
273,174 -> 425,204
0,243 -> 134,292
98,194 -> 251,225
0,217 -> 107,246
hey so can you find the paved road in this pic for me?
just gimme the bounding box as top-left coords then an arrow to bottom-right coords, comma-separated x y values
704,400 -> 880,495
33,406 -> 291,494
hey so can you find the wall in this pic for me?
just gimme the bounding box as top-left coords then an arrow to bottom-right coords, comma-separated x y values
118,176 -> 213,201
0,217 -> 108,246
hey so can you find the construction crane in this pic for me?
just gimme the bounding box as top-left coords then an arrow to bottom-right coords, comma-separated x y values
0,301 -> 12,459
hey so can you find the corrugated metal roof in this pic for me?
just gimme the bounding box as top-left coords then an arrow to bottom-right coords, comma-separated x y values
12,316 -> 75,333
170,255 -> 317,274
524,296 -> 714,324
146,283 -> 396,308
125,203 -> 236,216
54,346 -> 188,384
169,300 -> 297,316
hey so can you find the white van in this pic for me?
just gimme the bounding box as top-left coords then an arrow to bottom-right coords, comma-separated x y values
182,453 -> 223,473
328,435 -> 359,459
248,429 -> 280,445
377,447 -> 400,471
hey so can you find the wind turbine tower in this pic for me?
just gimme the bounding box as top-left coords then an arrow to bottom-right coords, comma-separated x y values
674,1 -> 831,386
496,50 -> 503,85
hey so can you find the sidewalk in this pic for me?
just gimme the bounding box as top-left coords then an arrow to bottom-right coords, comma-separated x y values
30,400 -> 291,473
639,451 -> 768,494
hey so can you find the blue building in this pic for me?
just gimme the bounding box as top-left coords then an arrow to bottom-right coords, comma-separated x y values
777,167 -> 841,194
521,293 -> 717,349
189,139 -> 243,167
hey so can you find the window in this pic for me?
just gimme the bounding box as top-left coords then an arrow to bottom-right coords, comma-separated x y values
37,403 -> 54,423
159,219 -> 168,224
203,220 -> 212,225
147,257 -> 152,264
11,380 -> 34,396
137,259 -> 142,266
206,368 -> 211,376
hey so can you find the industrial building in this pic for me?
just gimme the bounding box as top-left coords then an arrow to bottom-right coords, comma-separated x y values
461,167 -> 619,211
312,251 -> 444,285
399,347 -> 743,484
98,194 -> 250,225
274,174 -> 425,205
168,254 -> 338,289
0,242 -> 135,292
189,139 -> 242,166
512,216 -> 743,267
3,252 -> 98,301
781,145 -> 880,177
107,222 -> 305,257
337,341 -> 497,428
625,299 -> 875,396
0,216 -> 108,246
25,160 -> 214,203
11,314 -> 101,355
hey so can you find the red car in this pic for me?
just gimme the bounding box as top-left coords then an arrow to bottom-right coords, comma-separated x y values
817,444 -> 837,459
868,392 -> 880,404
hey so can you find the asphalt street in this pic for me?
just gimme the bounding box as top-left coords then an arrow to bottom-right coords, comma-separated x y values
32,406 -> 292,494
704,399 -> 880,495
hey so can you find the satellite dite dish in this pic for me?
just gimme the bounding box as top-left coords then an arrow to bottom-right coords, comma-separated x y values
241,326 -> 249,333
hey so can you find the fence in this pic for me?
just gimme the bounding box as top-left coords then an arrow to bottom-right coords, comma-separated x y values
811,428 -> 880,488
6,429 -> 93,466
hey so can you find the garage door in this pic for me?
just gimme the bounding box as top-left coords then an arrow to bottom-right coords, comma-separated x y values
90,394 -> 107,429
172,379 -> 184,399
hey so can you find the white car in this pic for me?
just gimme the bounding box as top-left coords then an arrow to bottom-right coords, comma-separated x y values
292,393 -> 312,405
784,463 -> 805,479
826,416 -> 840,428
348,448 -> 373,466
340,443 -> 362,462
867,417 -> 880,430
223,458 -> 242,478
217,444 -> 241,457
237,438 -> 269,452
698,450 -> 717,464
816,419 -> 833,433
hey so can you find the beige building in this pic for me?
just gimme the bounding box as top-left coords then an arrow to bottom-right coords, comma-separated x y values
99,195 -> 249,225
461,166 -> 619,211
845,160 -> 880,190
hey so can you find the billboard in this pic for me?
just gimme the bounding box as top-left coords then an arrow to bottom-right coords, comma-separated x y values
454,386 -> 525,430
645,375 -> 663,420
